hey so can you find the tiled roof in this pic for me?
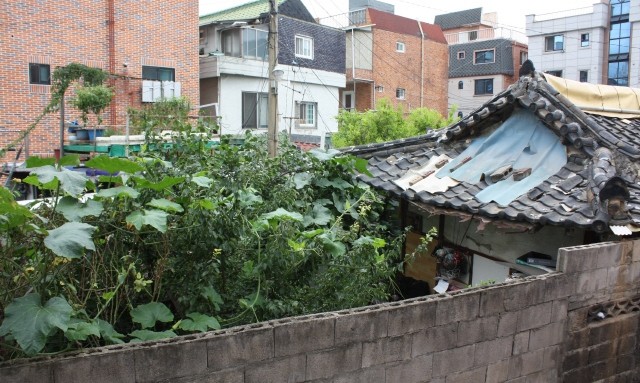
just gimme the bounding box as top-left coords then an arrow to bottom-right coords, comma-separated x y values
200,0 -> 285,25
368,8 -> 447,44
346,65 -> 640,234
434,8 -> 482,31
449,38 -> 517,77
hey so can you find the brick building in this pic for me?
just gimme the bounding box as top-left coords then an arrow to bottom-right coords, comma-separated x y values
0,1 -> 199,162
342,1 -> 449,116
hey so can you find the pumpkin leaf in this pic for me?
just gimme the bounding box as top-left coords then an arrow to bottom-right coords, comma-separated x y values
126,209 -> 168,233
0,294 -> 72,355
85,155 -> 144,174
176,313 -> 220,332
44,222 -> 96,259
130,302 -> 174,329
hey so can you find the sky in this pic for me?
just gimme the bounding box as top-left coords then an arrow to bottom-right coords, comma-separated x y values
199,0 -> 597,32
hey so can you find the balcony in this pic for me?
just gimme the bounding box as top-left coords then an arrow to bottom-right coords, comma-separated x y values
445,27 -> 527,45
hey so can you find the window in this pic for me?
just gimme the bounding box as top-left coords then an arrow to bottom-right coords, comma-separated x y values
468,31 -> 478,41
520,51 -> 528,65
579,70 -> 588,82
474,49 -> 495,64
457,51 -> 465,60
545,70 -> 563,77
611,0 -> 630,18
474,79 -> 493,95
581,33 -> 590,47
297,102 -> 317,127
29,63 -> 50,85
242,92 -> 268,129
295,35 -> 313,59
545,35 -> 564,51
243,28 -> 268,60
221,29 -> 242,57
343,92 -> 354,110
396,88 -> 406,99
609,22 -> 630,55
608,60 -> 629,85
142,66 -> 175,81
396,42 -> 405,52
458,81 -> 463,90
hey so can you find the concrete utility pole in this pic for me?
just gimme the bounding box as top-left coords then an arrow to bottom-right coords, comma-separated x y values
267,0 -> 278,157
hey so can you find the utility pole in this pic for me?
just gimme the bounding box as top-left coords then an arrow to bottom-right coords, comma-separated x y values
267,0 -> 278,157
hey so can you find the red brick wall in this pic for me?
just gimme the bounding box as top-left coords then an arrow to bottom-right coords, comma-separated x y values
370,29 -> 448,116
1,0 -> 199,162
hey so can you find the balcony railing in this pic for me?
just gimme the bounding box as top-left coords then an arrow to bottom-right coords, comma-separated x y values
445,27 -> 527,45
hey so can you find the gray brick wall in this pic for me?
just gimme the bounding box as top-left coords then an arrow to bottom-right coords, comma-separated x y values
2,240 -> 639,382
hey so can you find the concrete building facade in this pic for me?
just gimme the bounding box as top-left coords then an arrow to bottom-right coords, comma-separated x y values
527,0 -> 640,87
0,0 -> 200,162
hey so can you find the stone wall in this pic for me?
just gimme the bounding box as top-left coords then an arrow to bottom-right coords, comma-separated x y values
1,240 -> 639,382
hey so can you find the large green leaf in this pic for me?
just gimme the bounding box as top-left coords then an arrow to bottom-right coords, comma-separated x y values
147,198 -> 184,213
176,313 -> 220,332
353,157 -> 373,177
56,196 -> 104,221
29,166 -> 88,197
261,208 -> 303,223
191,176 -> 213,187
130,302 -> 174,329
303,203 -> 333,227
319,233 -> 346,257
293,172 -> 313,189
201,286 -> 223,311
136,176 -> 185,191
0,188 -> 34,230
237,189 -> 262,207
85,155 -> 144,174
25,157 -> 56,168
65,320 -> 101,342
129,329 -> 176,343
0,294 -> 72,355
96,186 -> 140,199
58,154 -> 80,167
316,177 -> 353,190
309,148 -> 341,161
44,222 -> 96,259
96,319 -> 125,345
126,209 -> 168,233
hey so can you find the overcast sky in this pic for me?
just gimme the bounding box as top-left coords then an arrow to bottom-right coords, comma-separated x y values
199,0 -> 598,32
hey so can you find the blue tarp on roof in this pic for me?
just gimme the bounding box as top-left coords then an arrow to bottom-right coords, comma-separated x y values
436,109 -> 567,206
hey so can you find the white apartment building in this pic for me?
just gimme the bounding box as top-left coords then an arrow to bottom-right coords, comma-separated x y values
526,0 -> 640,87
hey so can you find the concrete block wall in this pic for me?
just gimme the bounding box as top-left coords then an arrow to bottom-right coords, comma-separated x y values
558,241 -> 640,382
1,240 -> 639,382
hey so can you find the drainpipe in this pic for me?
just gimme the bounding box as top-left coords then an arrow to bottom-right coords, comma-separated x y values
417,20 -> 424,108
351,28 -> 356,110
107,0 -> 116,129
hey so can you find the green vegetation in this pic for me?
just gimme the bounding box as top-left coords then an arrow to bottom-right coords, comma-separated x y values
332,99 -> 458,148
0,101 -> 405,360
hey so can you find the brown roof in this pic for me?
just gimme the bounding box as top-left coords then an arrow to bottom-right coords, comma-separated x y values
368,8 -> 447,44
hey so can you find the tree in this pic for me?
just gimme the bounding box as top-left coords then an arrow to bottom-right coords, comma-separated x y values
332,99 -> 457,148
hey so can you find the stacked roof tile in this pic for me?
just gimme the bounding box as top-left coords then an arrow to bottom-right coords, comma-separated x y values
346,64 -> 640,234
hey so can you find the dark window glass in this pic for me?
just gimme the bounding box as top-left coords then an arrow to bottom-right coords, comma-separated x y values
242,92 -> 268,129
579,70 -> 588,82
545,70 -> 563,77
474,50 -> 495,64
608,60 -> 629,85
29,63 -> 51,85
581,33 -> 589,47
458,81 -> 463,90
545,35 -> 564,51
474,79 -> 493,95
142,66 -> 175,81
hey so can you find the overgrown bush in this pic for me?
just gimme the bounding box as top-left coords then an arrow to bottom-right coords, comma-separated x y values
0,110 -> 404,360
332,99 -> 458,148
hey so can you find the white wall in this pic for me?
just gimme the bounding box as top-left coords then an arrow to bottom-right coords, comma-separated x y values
526,3 -> 609,84
630,5 -> 640,87
214,62 -> 345,148
447,75 -> 506,117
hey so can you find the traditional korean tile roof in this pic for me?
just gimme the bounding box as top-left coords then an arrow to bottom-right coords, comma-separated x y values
345,62 -> 640,235
434,8 -> 482,31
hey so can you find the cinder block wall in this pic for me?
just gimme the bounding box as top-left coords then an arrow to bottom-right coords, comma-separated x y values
1,241 -> 639,382
558,241 -> 640,382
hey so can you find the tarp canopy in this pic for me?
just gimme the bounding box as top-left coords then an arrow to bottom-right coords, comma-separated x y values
436,109 -> 567,206
544,73 -> 640,118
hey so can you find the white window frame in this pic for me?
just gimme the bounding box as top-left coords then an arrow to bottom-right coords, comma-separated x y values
457,51 -> 465,60
396,88 -> 406,100
297,101 -> 317,128
295,35 -> 314,59
545,35 -> 564,51
342,91 -> 354,110
580,33 -> 590,47
473,49 -> 495,64
396,41 -> 405,53
242,92 -> 269,129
